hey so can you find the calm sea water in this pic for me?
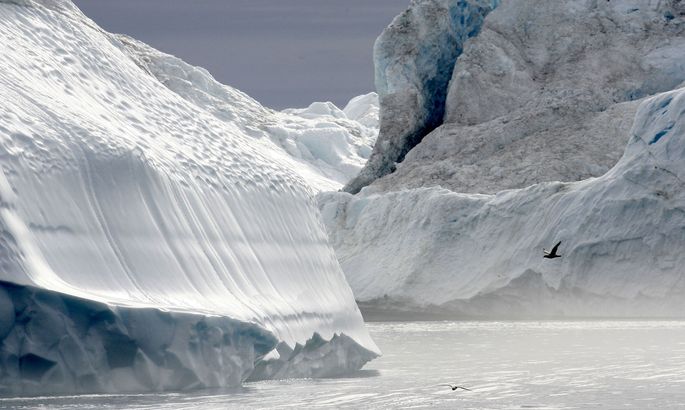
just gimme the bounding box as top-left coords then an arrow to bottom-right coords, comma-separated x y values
4,321 -> 685,409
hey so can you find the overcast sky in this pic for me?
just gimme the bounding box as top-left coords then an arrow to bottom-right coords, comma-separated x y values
73,0 -> 407,109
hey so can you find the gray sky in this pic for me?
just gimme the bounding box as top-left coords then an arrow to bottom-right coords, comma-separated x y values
73,0 -> 407,109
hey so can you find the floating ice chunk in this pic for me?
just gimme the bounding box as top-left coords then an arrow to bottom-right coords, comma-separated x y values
0,0 -> 379,395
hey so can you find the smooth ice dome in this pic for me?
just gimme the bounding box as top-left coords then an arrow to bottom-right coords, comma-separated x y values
0,0 -> 378,395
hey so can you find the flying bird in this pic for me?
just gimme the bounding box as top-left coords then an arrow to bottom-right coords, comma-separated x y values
441,384 -> 472,391
543,241 -> 562,259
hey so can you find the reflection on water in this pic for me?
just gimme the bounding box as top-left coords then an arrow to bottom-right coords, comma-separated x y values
4,321 -> 685,409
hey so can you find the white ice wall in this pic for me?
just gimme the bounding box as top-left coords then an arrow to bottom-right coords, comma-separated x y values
0,0 -> 379,380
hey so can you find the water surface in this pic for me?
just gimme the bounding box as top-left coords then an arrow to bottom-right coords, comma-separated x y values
5,321 -> 685,409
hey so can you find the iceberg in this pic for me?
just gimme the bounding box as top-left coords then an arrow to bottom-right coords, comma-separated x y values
322,0 -> 685,318
0,0 -> 378,395
320,88 -> 685,317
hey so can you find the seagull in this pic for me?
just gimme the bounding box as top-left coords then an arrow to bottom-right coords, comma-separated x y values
543,241 -> 562,259
440,384 -> 472,391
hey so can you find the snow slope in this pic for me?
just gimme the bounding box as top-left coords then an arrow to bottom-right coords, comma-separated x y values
0,0 -> 377,394
320,88 -> 685,317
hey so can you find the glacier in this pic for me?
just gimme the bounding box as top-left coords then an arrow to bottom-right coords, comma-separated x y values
0,0 -> 379,395
320,0 -> 685,318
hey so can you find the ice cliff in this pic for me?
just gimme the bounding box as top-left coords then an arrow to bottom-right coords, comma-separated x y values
0,0 -> 378,395
350,0 -> 685,194
322,0 -> 685,317
344,0 -> 499,194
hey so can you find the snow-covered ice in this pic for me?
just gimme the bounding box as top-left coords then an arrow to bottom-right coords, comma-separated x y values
277,94 -> 379,189
342,93 -> 380,130
0,0 -> 378,395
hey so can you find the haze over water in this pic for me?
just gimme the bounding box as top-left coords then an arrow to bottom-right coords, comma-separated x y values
4,321 -> 685,409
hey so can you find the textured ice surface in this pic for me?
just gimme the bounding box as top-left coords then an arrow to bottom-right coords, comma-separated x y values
320,88 -> 685,317
0,281 -> 277,395
117,35 -> 378,193
369,0 -> 685,194
279,95 -> 379,187
0,0 -> 378,394
248,332 -> 376,381
344,0 -> 498,194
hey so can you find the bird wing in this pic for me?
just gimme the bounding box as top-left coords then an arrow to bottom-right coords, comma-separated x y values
550,241 -> 561,254
457,386 -> 472,391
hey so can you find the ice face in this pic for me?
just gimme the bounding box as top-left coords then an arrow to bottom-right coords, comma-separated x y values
0,0 -> 378,394
344,0 -> 499,194
0,280 -> 379,395
319,88 -> 685,317
366,0 -> 685,194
